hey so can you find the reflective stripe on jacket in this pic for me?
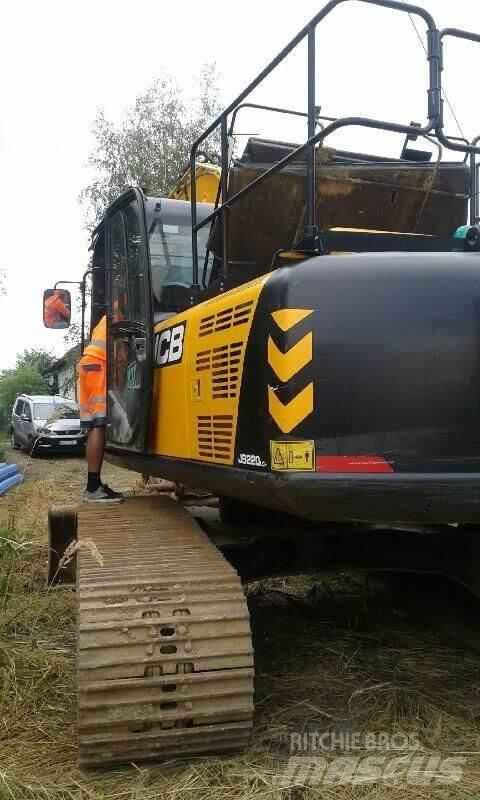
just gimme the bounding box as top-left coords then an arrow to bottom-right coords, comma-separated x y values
84,316 -> 107,360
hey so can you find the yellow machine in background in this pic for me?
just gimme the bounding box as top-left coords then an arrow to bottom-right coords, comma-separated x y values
168,160 -> 221,203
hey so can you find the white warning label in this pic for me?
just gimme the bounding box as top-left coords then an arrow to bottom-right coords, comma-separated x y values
270,440 -> 315,471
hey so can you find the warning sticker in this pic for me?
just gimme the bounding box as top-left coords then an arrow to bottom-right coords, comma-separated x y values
270,440 -> 315,471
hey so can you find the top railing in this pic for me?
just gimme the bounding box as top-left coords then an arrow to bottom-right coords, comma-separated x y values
189,0 -> 480,290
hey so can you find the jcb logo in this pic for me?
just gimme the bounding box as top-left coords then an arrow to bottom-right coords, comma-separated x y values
154,322 -> 186,367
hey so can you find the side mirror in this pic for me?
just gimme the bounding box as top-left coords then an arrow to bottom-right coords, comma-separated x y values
43,289 -> 71,329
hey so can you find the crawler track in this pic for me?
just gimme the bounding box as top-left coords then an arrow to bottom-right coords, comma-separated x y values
76,495 -> 254,768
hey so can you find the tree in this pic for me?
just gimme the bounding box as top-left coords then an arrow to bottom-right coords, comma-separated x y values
80,62 -> 222,228
0,349 -> 55,428
0,364 -> 49,419
15,348 -> 56,375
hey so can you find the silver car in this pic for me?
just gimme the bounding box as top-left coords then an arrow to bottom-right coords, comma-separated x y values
11,394 -> 87,455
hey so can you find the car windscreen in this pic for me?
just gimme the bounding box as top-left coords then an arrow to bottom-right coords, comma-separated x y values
33,403 -> 79,420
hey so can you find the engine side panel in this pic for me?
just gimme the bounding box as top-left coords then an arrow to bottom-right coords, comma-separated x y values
235,251 -> 480,474
140,250 -> 480,524
148,274 -> 271,461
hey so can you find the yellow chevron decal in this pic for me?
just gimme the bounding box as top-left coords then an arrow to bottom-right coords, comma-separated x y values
271,308 -> 314,332
268,332 -> 312,382
268,383 -> 314,434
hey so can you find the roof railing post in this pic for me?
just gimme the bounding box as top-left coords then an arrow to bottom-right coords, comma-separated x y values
427,28 -> 443,130
471,135 -> 480,226
220,114 -> 229,283
307,24 -> 316,230
477,163 -> 480,224
435,29 -> 480,155
470,150 -> 476,226
190,145 -> 199,293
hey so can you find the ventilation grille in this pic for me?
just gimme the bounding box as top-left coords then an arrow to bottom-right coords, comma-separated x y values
201,276 -> 266,306
196,341 -> 243,399
197,415 -> 234,461
199,300 -> 253,337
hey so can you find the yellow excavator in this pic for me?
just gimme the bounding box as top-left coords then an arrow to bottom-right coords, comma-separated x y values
168,157 -> 221,203
43,0 -> 480,769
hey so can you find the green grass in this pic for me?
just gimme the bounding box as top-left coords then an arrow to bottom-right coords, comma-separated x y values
0,475 -> 480,799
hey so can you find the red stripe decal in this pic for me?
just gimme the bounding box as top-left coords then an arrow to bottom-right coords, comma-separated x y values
316,455 -> 393,473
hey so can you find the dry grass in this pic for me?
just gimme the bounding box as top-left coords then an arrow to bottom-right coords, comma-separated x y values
0,468 -> 479,799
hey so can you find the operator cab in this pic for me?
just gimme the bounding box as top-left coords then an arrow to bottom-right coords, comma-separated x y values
42,190 -> 216,455
89,192 -> 215,328
88,190 -> 215,453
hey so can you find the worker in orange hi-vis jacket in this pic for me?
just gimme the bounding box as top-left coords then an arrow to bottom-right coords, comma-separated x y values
78,315 -> 123,502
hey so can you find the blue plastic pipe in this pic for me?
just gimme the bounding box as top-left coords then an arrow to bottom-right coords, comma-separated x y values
0,463 -> 23,496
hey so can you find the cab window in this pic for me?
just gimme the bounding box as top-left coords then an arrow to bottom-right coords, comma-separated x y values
107,198 -> 145,324
149,221 -> 213,312
108,211 -> 128,323
14,399 -> 24,416
123,200 -> 144,323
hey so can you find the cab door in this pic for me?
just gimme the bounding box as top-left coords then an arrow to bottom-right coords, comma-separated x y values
105,189 -> 153,452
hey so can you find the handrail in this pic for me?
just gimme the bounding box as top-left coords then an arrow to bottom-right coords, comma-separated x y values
441,28 -> 480,44
228,102 -> 337,138
193,118 -> 434,234
436,29 -> 480,156
189,0 -> 480,289
189,0 -> 437,288
229,103 -> 314,136
230,107 -> 443,166
471,135 -> 480,225
191,0 -> 435,152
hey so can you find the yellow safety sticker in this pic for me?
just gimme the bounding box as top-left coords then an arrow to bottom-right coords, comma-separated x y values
270,440 -> 315,471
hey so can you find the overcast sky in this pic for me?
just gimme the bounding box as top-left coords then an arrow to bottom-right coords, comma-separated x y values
0,0 -> 478,370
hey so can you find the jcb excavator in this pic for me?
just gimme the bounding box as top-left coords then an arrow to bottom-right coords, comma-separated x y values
168,155 -> 221,204
44,0 -> 480,768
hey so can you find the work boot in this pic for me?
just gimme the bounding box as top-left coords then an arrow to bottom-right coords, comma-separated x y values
83,483 -> 124,503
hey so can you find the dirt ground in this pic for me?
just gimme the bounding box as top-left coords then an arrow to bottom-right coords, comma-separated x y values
1,445 -> 480,799
3,444 -> 136,499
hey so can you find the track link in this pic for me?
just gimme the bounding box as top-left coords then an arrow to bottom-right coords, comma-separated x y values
76,495 -> 254,768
